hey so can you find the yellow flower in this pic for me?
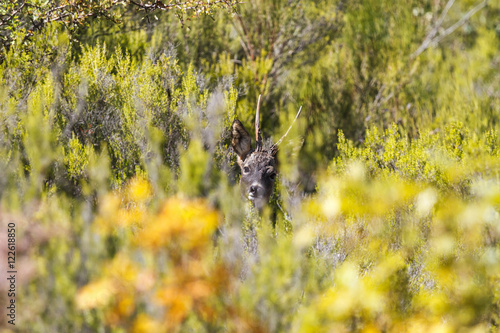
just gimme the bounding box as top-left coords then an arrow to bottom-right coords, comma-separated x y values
131,314 -> 165,333
155,286 -> 193,325
126,177 -> 153,203
75,278 -> 116,310
137,197 -> 219,251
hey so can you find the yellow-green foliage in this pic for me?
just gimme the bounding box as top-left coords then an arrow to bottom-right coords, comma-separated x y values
1,0 -> 500,332
300,158 -> 500,331
64,133 -> 94,182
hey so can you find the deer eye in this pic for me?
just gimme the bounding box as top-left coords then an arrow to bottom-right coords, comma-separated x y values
243,166 -> 250,174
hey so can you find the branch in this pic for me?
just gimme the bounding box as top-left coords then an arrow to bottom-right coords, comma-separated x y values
412,0 -> 456,58
231,7 -> 255,60
128,0 -> 239,12
0,1 -> 27,27
412,0 -> 487,58
433,0 -> 487,45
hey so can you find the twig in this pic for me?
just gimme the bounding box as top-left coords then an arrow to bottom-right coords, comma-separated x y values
273,105 -> 302,148
276,201 -> 292,224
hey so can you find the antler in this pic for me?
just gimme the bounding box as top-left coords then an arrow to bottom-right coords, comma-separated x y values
271,105 -> 302,154
255,94 -> 263,151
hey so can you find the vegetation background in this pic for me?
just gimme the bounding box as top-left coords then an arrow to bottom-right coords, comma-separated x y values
1,0 -> 500,331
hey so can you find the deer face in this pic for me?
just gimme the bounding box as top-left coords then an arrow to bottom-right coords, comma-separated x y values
231,119 -> 277,210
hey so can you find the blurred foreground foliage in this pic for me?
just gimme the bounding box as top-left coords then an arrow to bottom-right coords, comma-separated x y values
1,0 -> 500,332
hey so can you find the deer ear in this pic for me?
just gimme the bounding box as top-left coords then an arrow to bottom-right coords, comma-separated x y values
231,119 -> 252,162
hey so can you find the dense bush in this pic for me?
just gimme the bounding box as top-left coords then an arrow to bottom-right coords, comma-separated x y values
1,0 -> 500,332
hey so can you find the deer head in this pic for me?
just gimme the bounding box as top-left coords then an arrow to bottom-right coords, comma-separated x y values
231,96 -> 301,210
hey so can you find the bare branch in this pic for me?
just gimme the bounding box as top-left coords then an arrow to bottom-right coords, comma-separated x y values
412,0 -> 456,58
433,0 -> 487,45
412,0 -> 487,58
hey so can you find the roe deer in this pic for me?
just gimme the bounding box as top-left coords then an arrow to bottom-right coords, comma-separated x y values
231,96 -> 301,210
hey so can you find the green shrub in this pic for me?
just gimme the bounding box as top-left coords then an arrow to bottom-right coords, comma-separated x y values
1,0 -> 500,331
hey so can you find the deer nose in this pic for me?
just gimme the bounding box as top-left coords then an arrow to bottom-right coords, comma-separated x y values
249,185 -> 258,194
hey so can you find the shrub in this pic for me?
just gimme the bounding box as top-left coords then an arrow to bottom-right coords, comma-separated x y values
1,0 -> 500,331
